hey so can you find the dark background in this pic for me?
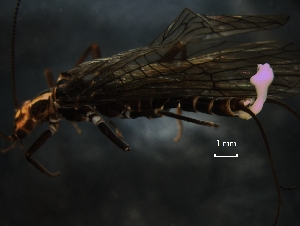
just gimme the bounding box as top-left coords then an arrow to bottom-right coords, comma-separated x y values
1,0 -> 300,225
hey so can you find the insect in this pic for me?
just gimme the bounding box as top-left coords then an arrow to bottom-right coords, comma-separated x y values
2,1 -> 300,225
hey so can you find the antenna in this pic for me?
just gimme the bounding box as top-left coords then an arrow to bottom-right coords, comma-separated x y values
11,0 -> 21,111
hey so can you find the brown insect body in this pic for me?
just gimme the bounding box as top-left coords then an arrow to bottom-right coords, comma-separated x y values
3,8 -> 300,172
2,4 -> 300,225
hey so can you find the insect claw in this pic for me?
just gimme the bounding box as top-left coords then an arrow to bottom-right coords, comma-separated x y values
124,146 -> 131,152
46,170 -> 61,177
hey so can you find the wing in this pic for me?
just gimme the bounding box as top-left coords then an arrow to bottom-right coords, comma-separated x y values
56,9 -> 300,107
150,8 -> 289,45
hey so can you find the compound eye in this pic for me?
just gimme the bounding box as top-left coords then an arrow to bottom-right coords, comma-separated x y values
16,129 -> 27,139
30,100 -> 49,121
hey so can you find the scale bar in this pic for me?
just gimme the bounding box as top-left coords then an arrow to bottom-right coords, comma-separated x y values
214,154 -> 238,158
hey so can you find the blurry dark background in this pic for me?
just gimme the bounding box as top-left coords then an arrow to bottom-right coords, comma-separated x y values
1,0 -> 300,225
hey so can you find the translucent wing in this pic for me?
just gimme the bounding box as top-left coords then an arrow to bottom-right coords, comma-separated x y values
150,8 -> 289,45
57,9 -> 300,107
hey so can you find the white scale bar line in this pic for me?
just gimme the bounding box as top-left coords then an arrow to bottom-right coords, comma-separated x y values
214,154 -> 238,158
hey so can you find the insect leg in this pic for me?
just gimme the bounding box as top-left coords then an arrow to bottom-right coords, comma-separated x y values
25,123 -> 61,177
44,69 -> 82,134
58,44 -> 102,134
173,107 -> 183,142
44,68 -> 56,88
45,44 -> 102,135
108,120 -> 125,140
128,109 -> 219,127
157,110 -> 218,127
74,43 -> 101,66
90,114 -> 130,152
159,42 -> 187,140
1,141 -> 17,153
51,44 -> 101,135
